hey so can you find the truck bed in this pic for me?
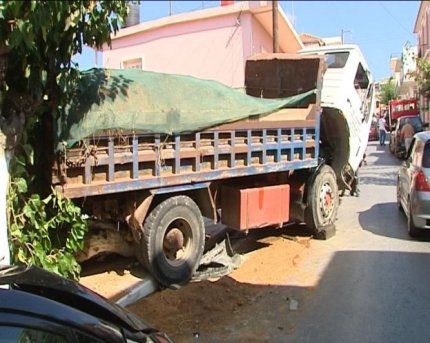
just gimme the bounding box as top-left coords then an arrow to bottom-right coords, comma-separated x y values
53,54 -> 325,199
53,106 -> 319,199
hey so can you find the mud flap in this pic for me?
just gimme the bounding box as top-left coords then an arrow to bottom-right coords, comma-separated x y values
193,234 -> 243,280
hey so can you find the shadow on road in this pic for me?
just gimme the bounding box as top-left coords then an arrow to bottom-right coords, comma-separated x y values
359,170 -> 398,186
129,250 -> 430,343
359,201 -> 430,241
288,250 -> 430,343
364,141 -> 402,168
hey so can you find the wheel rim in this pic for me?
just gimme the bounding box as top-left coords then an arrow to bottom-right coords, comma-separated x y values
163,218 -> 193,266
319,181 -> 334,220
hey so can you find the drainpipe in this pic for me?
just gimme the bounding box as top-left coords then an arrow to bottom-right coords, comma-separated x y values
272,0 -> 279,53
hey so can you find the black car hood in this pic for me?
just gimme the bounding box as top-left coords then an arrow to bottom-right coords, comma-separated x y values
0,265 -> 151,332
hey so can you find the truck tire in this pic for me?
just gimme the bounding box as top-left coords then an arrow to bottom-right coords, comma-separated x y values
304,165 -> 339,237
137,195 -> 205,286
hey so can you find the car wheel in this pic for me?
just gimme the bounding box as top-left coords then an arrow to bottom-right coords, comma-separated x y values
408,202 -> 421,238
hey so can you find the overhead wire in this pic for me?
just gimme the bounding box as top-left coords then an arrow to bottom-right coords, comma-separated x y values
378,1 -> 415,40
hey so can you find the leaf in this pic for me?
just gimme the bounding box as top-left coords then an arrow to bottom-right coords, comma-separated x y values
17,249 -> 27,263
23,144 -> 34,165
14,177 -> 28,193
5,0 -> 127,280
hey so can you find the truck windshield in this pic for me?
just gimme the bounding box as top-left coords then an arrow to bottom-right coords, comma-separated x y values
325,52 -> 349,68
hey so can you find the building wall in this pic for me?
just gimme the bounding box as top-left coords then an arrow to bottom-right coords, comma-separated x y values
103,12 -> 274,88
415,2 -> 430,123
245,14 -> 273,56
402,45 -> 417,81
416,2 -> 430,60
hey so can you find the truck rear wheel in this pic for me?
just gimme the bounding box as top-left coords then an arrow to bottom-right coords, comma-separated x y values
304,165 -> 339,236
137,195 -> 205,286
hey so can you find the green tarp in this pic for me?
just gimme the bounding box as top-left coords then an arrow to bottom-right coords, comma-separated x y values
56,68 -> 316,149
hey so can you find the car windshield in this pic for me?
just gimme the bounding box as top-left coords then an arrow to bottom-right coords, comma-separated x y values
325,52 -> 349,68
400,117 -> 423,132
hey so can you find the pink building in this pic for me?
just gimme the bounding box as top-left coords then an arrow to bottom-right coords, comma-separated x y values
414,1 -> 430,122
414,1 -> 430,61
101,1 -> 303,88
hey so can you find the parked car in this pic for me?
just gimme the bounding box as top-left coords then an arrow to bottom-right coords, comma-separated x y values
389,115 -> 424,158
368,120 -> 379,141
397,131 -> 430,237
0,264 -> 173,343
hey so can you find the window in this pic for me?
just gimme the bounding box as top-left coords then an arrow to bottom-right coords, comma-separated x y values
353,63 -> 369,90
362,83 -> 373,123
412,140 -> 423,165
122,57 -> 143,70
325,52 -> 349,68
423,141 -> 430,168
74,331 -> 105,343
400,117 -> 423,133
0,325 -> 65,343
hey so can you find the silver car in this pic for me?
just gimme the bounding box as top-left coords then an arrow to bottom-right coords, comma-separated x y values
397,131 -> 430,237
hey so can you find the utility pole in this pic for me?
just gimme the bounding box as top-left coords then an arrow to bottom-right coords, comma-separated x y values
272,0 -> 279,53
341,29 -> 352,45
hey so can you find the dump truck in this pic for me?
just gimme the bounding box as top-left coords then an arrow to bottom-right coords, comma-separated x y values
298,44 -> 375,191
52,45 -> 374,286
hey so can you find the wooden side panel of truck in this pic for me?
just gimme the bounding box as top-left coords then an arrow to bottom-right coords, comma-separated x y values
52,54 -> 339,286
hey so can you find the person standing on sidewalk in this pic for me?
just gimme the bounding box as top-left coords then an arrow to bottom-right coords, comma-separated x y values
378,115 -> 387,146
400,118 -> 415,153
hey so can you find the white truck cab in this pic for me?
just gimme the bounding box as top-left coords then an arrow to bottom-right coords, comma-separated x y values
299,44 -> 375,191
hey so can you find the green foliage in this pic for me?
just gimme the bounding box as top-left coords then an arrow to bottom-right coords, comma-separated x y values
379,78 -> 397,105
1,1 -> 132,278
7,139 -> 88,279
412,57 -> 430,94
1,0 -> 130,119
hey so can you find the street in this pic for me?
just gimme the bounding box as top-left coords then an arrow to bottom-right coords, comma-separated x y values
2,2 -> 426,343
125,140 -> 430,343
286,140 -> 430,342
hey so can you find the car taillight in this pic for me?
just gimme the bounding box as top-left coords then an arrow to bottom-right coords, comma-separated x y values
414,169 -> 430,192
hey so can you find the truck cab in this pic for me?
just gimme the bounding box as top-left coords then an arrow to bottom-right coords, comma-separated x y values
298,44 -> 375,191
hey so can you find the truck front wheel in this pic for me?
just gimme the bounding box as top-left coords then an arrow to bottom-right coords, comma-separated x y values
304,165 -> 339,236
137,195 -> 205,286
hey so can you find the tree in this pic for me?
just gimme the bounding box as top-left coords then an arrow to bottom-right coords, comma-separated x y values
379,78 -> 397,105
0,1 -> 130,278
411,57 -> 430,95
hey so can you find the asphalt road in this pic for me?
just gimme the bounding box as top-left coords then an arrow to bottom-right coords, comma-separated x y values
81,140 -> 430,343
287,140 -> 430,343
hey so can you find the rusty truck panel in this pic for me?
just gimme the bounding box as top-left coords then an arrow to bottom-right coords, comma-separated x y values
52,55 -> 324,200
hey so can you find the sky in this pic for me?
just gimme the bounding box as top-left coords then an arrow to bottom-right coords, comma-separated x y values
74,1 -> 420,82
